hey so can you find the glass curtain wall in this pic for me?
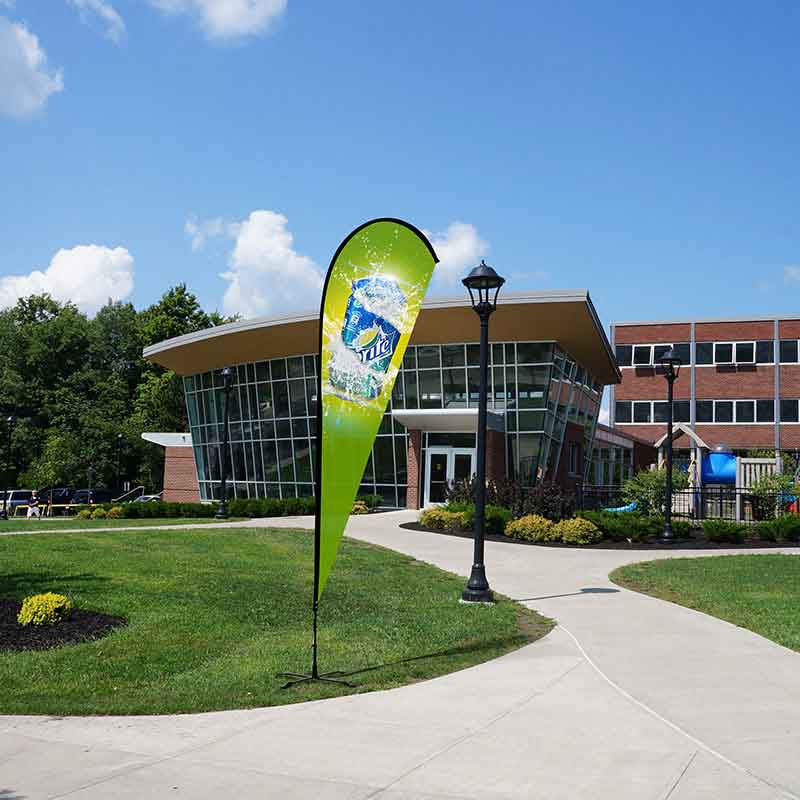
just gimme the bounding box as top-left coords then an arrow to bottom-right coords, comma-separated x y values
183,341 -> 603,505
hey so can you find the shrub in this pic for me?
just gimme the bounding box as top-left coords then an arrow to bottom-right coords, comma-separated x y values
749,472 -> 797,520
671,519 -> 693,539
520,484 -> 575,522
485,504 -> 512,535
17,593 -> 72,626
357,494 -> 383,510
91,508 -> 107,519
445,478 -> 573,521
553,517 -> 603,546
77,509 -> 92,519
505,514 -> 555,542
755,514 -> 800,542
352,501 -> 369,515
577,510 -> 662,542
702,519 -> 747,543
419,508 -> 466,532
622,467 -> 689,516
106,506 -> 123,519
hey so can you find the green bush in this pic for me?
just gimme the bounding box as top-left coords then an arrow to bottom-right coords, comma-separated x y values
419,508 -> 466,531
77,509 -> 92,519
357,494 -> 383,510
91,508 -> 107,519
484,505 -> 512,535
622,467 -> 689,516
702,519 -> 747,543
578,511 -> 660,542
755,514 -> 800,542
351,501 -> 369,515
553,517 -> 603,546
106,506 -> 123,519
749,472 -> 797,520
505,514 -> 555,542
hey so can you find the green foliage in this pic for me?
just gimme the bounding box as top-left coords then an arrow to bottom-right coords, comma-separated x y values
553,517 -> 603,545
578,511 -> 693,542
107,507 -> 123,519
445,479 -> 574,521
419,508 -> 467,531
702,519 -> 747,543
17,592 -> 72,626
77,509 -> 92,519
351,501 -> 369,515
485,505 -> 513,534
621,467 -> 689,516
754,514 -> 800,543
748,472 -> 797,521
90,508 -> 107,520
225,496 -> 316,518
505,514 -> 555,542
2,287 -> 233,494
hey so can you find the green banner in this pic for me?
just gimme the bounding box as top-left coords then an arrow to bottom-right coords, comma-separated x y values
316,219 -> 437,599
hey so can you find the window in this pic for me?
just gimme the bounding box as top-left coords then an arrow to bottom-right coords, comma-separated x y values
734,342 -> 755,363
653,402 -> 669,423
568,442 -> 581,476
633,345 -> 652,366
696,342 -> 714,365
756,340 -> 774,363
780,399 -> 799,422
714,343 -> 733,364
653,344 -> 672,363
674,400 -> 690,422
735,400 -> 754,423
696,400 -> 713,422
780,340 -> 799,363
633,401 -> 651,423
756,400 -> 774,422
715,401 -> 733,423
615,401 -> 632,423
673,343 -> 691,364
615,345 -> 632,367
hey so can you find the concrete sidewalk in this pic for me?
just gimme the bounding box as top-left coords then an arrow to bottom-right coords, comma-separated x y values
1,511 -> 799,799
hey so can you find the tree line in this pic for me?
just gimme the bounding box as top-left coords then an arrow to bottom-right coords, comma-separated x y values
0,285 -> 232,494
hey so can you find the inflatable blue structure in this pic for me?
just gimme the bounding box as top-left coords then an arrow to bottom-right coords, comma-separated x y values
701,446 -> 736,485
605,501 -> 638,513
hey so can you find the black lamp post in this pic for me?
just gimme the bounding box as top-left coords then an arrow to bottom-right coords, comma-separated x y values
87,465 -> 95,505
115,433 -> 124,493
461,260 -> 505,603
215,366 -> 236,520
1,415 -> 17,521
659,347 -> 682,544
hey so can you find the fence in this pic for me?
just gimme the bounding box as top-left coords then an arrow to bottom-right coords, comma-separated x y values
577,485 -> 797,525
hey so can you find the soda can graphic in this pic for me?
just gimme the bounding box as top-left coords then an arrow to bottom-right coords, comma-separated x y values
330,275 -> 406,400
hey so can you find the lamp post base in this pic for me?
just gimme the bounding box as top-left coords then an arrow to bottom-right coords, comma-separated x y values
461,565 -> 495,604
658,525 -> 674,545
214,505 -> 227,520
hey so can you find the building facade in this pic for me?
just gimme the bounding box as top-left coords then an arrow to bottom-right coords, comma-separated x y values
144,291 -> 620,508
610,316 -> 800,454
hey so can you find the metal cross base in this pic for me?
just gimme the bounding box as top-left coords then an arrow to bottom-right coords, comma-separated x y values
277,670 -> 356,690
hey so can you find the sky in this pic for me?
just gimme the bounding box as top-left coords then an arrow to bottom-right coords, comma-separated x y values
2,1 -> 800,337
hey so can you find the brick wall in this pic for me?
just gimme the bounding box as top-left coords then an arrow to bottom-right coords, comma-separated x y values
615,422 -> 776,451
695,321 -> 774,340
695,365 -> 773,399
616,369 -> 690,400
779,320 -> 800,338
614,323 -> 691,344
406,430 -> 422,509
780,366 -> 800,396
163,447 -> 201,503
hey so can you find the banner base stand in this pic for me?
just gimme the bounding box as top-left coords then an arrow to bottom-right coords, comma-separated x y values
278,671 -> 356,690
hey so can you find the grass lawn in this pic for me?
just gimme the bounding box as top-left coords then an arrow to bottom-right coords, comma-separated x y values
0,517 -> 243,532
0,527 -> 552,715
611,554 -> 800,651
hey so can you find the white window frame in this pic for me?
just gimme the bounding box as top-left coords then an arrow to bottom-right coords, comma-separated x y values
616,398 -> 777,425
733,341 -> 756,364
780,398 -> 800,423
779,339 -> 800,365
713,342 -> 735,365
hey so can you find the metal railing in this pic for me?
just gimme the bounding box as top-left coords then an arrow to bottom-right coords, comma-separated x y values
577,485 -> 797,525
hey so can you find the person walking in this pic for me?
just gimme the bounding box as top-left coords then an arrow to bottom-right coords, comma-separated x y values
27,490 -> 40,519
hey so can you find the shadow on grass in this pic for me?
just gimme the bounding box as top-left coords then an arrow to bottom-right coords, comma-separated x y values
326,633 -> 543,681
514,587 -> 620,602
0,572 -> 110,598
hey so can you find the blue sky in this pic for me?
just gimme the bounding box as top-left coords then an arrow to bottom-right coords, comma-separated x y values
2,0 -> 800,331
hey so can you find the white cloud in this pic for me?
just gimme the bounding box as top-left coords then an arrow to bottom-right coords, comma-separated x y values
0,245 -> 134,315
424,222 -> 489,286
784,266 -> 800,284
185,215 -> 238,252
0,17 -> 63,118
147,0 -> 287,40
67,0 -> 126,43
187,210 -> 322,318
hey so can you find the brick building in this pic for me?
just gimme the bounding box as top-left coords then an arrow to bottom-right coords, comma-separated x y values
609,316 -> 800,454
141,433 -> 201,503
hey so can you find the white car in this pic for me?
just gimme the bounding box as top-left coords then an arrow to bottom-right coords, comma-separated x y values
2,489 -> 35,515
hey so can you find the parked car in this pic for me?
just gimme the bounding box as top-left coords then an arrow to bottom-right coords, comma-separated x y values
134,494 -> 162,503
71,488 -> 116,505
2,489 -> 35,514
37,487 -> 76,506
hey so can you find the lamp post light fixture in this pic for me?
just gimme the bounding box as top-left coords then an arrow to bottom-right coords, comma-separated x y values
215,366 -> 236,520
1,415 -> 17,521
115,433 -> 124,493
461,260 -> 505,603
659,347 -> 682,544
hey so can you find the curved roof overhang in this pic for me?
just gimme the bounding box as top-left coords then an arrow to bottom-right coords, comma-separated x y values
143,290 -> 621,385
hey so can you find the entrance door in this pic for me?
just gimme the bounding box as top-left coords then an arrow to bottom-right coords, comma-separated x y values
424,447 -> 475,506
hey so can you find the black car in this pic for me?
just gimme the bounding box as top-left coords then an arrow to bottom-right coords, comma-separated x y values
38,487 -> 76,505
71,488 -> 117,505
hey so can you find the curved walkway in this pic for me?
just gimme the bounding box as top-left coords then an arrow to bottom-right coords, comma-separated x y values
2,512 -> 800,799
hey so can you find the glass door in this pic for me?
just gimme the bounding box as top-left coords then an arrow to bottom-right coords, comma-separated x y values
424,447 -> 475,506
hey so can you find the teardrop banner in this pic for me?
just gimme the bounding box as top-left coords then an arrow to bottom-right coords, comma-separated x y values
279,218 -> 438,689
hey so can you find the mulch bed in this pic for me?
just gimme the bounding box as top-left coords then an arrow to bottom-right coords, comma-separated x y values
400,522 -> 800,550
0,599 -> 126,652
